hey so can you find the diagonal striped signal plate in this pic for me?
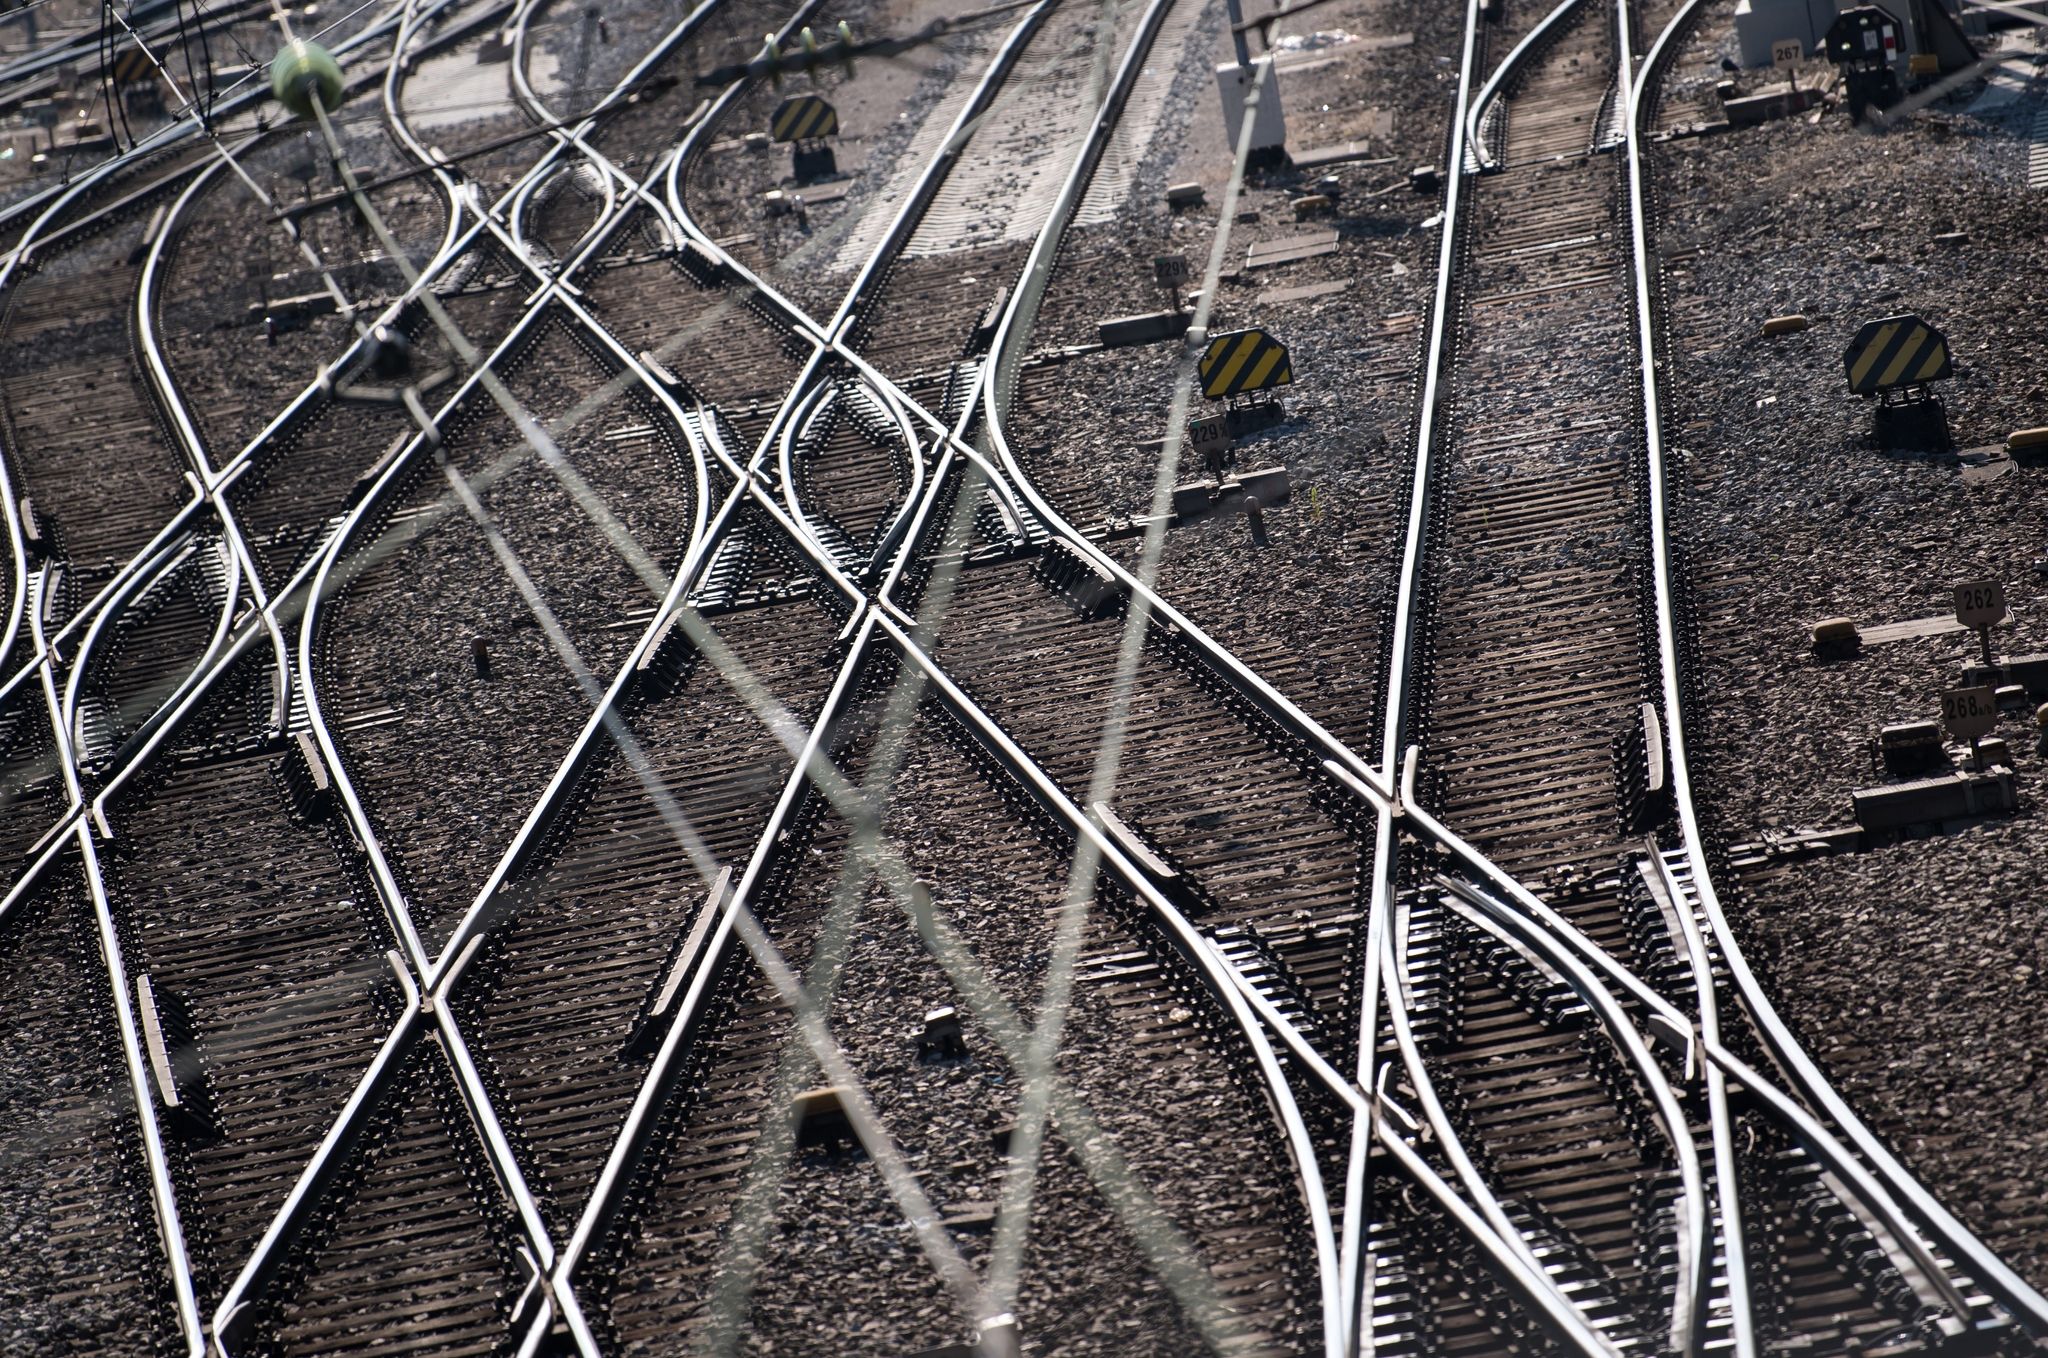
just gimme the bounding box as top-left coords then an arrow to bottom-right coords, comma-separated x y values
770,94 -> 838,142
1843,313 -> 1952,395
1198,327 -> 1293,401
112,44 -> 156,85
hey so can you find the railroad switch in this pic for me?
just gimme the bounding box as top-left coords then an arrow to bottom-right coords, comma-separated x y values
1612,703 -> 1672,834
1875,721 -> 1944,776
279,730 -> 334,822
917,1006 -> 967,1062
939,1199 -> 996,1233
15,496 -> 45,561
1852,767 -> 2016,836
1176,467 -> 1278,526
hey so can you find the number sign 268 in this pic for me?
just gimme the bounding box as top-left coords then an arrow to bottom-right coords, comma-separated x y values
1940,685 -> 1999,740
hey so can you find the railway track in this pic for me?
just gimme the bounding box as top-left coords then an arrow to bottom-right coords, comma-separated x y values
5,0 -> 2048,1348
1354,0 -> 2048,1353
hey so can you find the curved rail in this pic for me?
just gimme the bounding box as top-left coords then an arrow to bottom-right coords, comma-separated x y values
1625,0 -> 2048,1337
1465,0 -> 1590,171
528,2 -> 1359,1352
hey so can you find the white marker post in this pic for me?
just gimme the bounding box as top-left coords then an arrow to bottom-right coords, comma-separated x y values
1941,685 -> 2000,771
1188,412 -> 1234,480
1772,38 -> 1802,89
1153,252 -> 1190,311
1953,579 -> 2007,670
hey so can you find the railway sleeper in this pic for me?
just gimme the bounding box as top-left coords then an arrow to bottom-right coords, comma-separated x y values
1443,892 -> 1591,1031
1033,537 -> 1125,620
1769,1144 -> 1957,1338
1502,1198 -> 1650,1346
1365,1220 -> 1442,1358
1619,863 -> 1695,1001
1579,1026 -> 1679,1161
1207,921 -> 1327,1047
1397,887 -> 1466,1052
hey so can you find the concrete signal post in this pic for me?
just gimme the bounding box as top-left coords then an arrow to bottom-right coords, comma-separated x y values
1217,0 -> 1286,165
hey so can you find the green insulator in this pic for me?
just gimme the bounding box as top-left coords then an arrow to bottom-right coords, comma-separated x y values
269,39 -> 345,118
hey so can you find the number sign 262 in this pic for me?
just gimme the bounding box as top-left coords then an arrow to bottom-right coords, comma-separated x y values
1954,580 -> 2007,628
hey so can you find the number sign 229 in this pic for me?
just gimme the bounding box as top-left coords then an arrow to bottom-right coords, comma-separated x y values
1940,685 -> 1999,741
1188,413 -> 1233,456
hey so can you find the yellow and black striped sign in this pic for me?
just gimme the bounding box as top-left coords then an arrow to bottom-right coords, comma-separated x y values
111,44 -> 155,85
1843,314 -> 1951,395
1198,328 -> 1292,401
770,95 -> 838,142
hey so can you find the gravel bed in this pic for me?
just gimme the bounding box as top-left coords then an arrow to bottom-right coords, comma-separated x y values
608,714 -> 1317,1356
1650,0 -> 2048,1290
0,881 -> 184,1357
318,317 -> 693,947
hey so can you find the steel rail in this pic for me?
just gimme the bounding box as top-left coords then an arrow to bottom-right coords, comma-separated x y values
227,0 -> 749,1333
1437,869 -> 1989,1329
1649,845 -> 1753,1356
58,539 -> 238,778
883,614 -> 1348,1358
931,0 -> 1593,1341
289,0 -> 755,983
0,0 -> 535,243
1354,0 -> 1725,1346
1201,921 -> 1621,1355
774,379 -> 851,567
505,0 -> 686,251
1465,0 -> 1590,171
847,375 -> 935,583
136,160 -> 297,715
0,0 -> 796,952
0,0 -> 481,802
531,3 -> 1358,1350
1623,0 -> 2048,1337
0,4 -> 748,1345
1,0 -> 706,730
0,0 -> 752,938
885,0 -> 1352,1343
294,0 -> 823,983
176,2 -> 669,1341
1344,0 -> 1492,1339
516,0 -> 1078,1283
216,0 -> 903,1341
650,0 -> 1055,582
770,375 -> 931,580
1616,2 -> 1753,1351
20,557 -> 210,1357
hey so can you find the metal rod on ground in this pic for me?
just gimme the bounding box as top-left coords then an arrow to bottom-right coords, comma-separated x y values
1223,0 -> 1252,69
